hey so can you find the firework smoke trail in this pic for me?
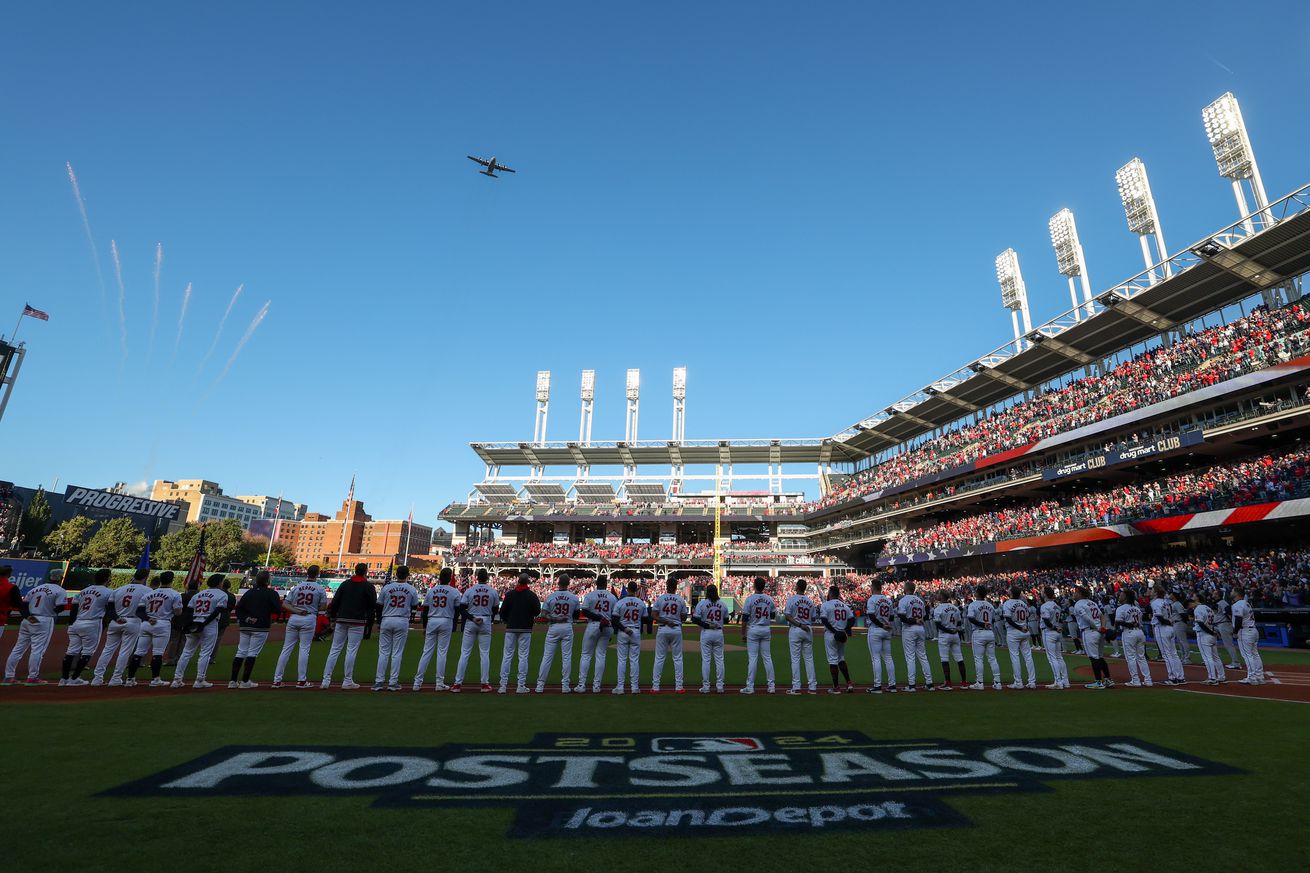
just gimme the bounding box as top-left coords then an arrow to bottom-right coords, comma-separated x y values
110,239 -> 128,359
198,283 -> 243,373
171,281 -> 193,365
216,301 -> 270,384
149,243 -> 163,359
66,162 -> 108,309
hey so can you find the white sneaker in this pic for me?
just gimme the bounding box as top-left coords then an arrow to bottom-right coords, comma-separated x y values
1007,683 -> 1023,690
1126,680 -> 1143,688
228,681 -> 240,689
993,684 -> 1003,691
320,680 -> 331,690
497,686 -> 508,694
240,681 -> 257,689
1025,682 -> 1036,690
786,688 -> 803,695
193,680 -> 212,689
612,688 -> 625,695
699,687 -> 711,694
968,682 -> 984,690
68,678 -> 88,687
150,678 -> 167,687
170,679 -> 184,688
535,685 -> 545,694
58,678 -> 68,686
90,678 -> 104,687
739,688 -> 754,695
1045,683 -> 1061,689
341,680 -> 360,690
412,681 -> 423,691
573,683 -> 586,693
434,682 -> 449,692
560,685 -> 570,694
516,685 -> 531,694
108,677 -> 124,687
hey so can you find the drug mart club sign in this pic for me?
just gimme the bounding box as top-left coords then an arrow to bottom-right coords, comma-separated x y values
107,732 -> 1235,837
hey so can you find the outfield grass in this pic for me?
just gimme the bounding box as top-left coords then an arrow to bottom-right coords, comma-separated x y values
4,630 -> 1308,873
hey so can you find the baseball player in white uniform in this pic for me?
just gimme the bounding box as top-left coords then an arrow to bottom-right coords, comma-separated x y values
739,577 -> 777,694
273,566 -> 328,688
452,568 -> 499,693
611,582 -> 646,695
931,591 -> 966,690
1001,587 -> 1037,689
130,572 -> 184,687
171,575 -> 232,689
782,579 -> 818,694
1191,594 -> 1226,685
965,586 -> 1003,690
574,575 -> 617,693
691,585 -> 728,693
94,569 -> 152,686
373,566 -> 420,691
897,581 -> 934,691
413,567 -> 460,690
1214,596 -> 1242,669
1168,592 -> 1192,667
535,574 -> 580,693
1073,586 -> 1112,690
1113,590 -> 1152,687
865,581 -> 897,692
3,577 -> 69,685
60,569 -> 112,686
1039,587 -> 1069,689
650,579 -> 688,694
818,584 -> 855,694
1150,585 -> 1184,685
1230,587 -> 1264,684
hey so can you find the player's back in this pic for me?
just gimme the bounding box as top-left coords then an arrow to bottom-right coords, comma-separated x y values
966,599 -> 994,631
76,585 -> 112,621
866,594 -> 893,629
380,582 -> 418,619
463,583 -> 497,618
113,583 -> 149,616
785,594 -> 816,624
29,583 -> 68,617
614,596 -> 645,629
424,584 -> 459,619
1073,598 -> 1101,630
189,588 -> 228,621
898,594 -> 927,624
1002,598 -> 1029,628
653,593 -> 686,626
582,589 -> 616,618
695,598 -> 726,629
742,593 -> 775,628
1039,600 -> 1060,627
933,602 -> 960,631
144,587 -> 183,621
543,590 -> 579,621
820,598 -> 851,628
288,581 -> 326,616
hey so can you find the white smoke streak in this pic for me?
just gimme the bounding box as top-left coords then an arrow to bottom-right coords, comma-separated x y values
66,162 -> 108,309
110,239 -> 128,359
198,283 -> 243,373
149,242 -> 163,358
171,281 -> 192,365
216,300 -> 270,384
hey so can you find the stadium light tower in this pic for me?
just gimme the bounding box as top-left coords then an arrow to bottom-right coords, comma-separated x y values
672,367 -> 687,444
624,368 -> 640,443
995,249 -> 1033,349
533,370 -> 551,447
1202,92 -> 1271,233
1115,158 -> 1171,284
578,369 -> 595,446
1049,209 -> 1094,321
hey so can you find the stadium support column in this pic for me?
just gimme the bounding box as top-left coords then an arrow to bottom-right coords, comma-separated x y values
713,464 -> 723,586
624,369 -> 640,478
533,371 -> 551,446
671,367 -> 686,482
0,340 -> 26,427
578,370 -> 595,479
1115,158 -> 1171,285
995,249 -> 1032,350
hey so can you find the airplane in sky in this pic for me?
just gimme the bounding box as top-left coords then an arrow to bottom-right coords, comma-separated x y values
467,155 -> 516,177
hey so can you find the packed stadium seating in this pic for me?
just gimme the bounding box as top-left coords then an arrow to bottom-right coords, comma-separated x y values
449,541 -> 715,562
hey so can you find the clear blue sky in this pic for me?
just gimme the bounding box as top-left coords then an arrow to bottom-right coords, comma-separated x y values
2,1 -> 1308,524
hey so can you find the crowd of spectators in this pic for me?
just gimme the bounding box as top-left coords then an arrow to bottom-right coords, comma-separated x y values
815,303 -> 1310,510
884,445 -> 1310,556
449,541 -> 714,563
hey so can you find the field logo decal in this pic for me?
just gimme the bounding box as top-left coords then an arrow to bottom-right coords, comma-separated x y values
104,733 -> 1239,837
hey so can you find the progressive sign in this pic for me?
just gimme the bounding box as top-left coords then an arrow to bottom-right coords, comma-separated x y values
106,732 -> 1236,837
63,486 -> 182,522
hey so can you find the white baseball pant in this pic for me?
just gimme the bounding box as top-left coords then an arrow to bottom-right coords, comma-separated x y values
373,617 -> 410,687
498,629 -> 532,689
134,620 -> 171,657
1041,629 -> 1068,685
273,616 -> 317,683
414,618 -> 453,686
1237,627 -> 1264,681
576,622 -> 612,691
651,628 -> 685,691
614,629 -> 641,691
175,622 -> 221,681
94,620 -> 142,681
823,631 -> 846,666
1216,621 -> 1240,665
1197,632 -> 1225,682
322,623 -> 365,683
700,629 -> 725,691
971,630 -> 1001,685
236,629 -> 269,659
1006,632 -> 1036,685
1154,624 -> 1183,681
453,621 -> 492,685
745,626 -> 775,691
536,622 -> 574,690
4,616 -> 55,680
1081,629 -> 1104,660
1171,622 -> 1192,664
1120,628 -> 1151,685
867,629 -> 895,687
787,627 -> 817,691
902,625 -> 931,686
65,619 -> 103,656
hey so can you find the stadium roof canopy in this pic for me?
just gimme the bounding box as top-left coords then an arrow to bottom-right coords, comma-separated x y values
573,482 -> 617,503
623,482 -> 667,499
833,184 -> 1310,457
470,438 -> 866,470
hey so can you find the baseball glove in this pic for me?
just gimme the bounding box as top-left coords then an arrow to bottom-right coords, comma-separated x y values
834,631 -> 848,643
1103,628 -> 1118,642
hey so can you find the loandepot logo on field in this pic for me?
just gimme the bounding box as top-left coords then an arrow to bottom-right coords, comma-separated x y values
106,732 -> 1237,838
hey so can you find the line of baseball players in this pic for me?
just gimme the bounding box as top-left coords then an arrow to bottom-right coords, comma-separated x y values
0,564 -> 1269,692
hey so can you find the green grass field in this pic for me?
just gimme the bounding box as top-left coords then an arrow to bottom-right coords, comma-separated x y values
4,629 -> 1308,872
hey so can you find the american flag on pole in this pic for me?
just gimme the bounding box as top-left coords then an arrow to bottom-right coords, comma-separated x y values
184,528 -> 207,589
22,304 -> 49,321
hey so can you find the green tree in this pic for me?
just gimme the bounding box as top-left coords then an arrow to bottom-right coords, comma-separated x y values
43,516 -> 97,560
157,519 -> 261,571
246,537 -> 294,568
19,487 -> 53,550
79,516 -> 148,568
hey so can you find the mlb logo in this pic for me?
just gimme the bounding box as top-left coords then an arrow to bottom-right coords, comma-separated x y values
651,737 -> 764,753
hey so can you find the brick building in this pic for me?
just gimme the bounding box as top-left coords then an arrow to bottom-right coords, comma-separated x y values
273,499 -> 433,571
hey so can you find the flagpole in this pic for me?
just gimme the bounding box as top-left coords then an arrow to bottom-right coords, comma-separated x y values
402,503 -> 414,564
9,310 -> 25,345
335,474 -> 355,571
264,491 -> 282,568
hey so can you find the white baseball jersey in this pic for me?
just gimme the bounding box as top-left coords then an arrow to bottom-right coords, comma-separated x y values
932,602 -> 962,633
460,583 -> 499,621
1167,599 -> 1186,624
74,585 -> 113,621
1149,596 -> 1171,627
1039,600 -> 1062,632
819,598 -> 853,631
143,587 -> 184,621
966,600 -> 995,632
613,595 -> 646,631
1230,598 -> 1254,632
865,593 -> 895,631
112,583 -> 152,620
1192,603 -> 1218,635
581,589 -> 617,621
694,598 -> 727,629
783,594 -> 817,626
741,593 -> 776,629
423,584 -> 460,620
188,588 -> 231,623
542,589 -> 580,622
652,592 -> 687,628
286,581 -> 328,616
379,581 -> 420,619
1114,603 -> 1143,628
1073,598 -> 1103,632
1216,599 -> 1233,625
25,583 -> 69,617
897,594 -> 928,626
1000,598 -> 1031,635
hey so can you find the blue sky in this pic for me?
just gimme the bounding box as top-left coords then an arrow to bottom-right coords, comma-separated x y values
2,1 -> 1308,525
